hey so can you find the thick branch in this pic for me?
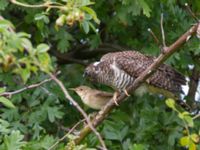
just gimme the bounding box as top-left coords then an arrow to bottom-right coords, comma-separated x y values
187,65 -> 200,106
75,23 -> 199,144
53,43 -> 127,65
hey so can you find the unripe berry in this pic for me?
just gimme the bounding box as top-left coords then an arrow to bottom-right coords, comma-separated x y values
79,12 -> 85,21
66,14 -> 75,26
56,15 -> 66,26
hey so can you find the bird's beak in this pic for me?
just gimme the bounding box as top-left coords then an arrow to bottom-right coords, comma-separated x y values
68,88 -> 76,91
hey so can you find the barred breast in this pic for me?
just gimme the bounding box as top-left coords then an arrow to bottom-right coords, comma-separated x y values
110,59 -> 135,91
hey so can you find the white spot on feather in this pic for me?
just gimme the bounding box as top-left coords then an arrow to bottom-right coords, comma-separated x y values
93,61 -> 100,66
110,58 -> 121,77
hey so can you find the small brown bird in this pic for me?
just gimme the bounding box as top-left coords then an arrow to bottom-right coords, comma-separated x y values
70,86 -> 113,110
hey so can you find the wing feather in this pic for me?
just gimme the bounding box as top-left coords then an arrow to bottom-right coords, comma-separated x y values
100,51 -> 186,94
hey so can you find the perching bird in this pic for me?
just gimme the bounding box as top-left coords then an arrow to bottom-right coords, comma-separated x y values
83,50 -> 186,104
70,86 -> 113,110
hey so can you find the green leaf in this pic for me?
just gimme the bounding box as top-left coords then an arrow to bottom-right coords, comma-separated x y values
0,87 -> 6,94
39,135 -> 55,149
4,130 -> 26,150
180,136 -> 189,146
0,119 -> 10,134
34,13 -> 49,24
0,19 -> 14,29
20,68 -> 31,83
184,115 -> 194,127
47,107 -> 64,123
80,0 -> 94,6
178,112 -> 184,119
0,97 -> 15,108
189,142 -> 196,150
81,21 -> 90,34
138,0 -> 151,17
0,0 -> 8,10
81,6 -> 100,24
37,53 -> 52,72
54,29 -> 74,52
165,98 -> 175,109
21,38 -> 33,52
191,134 -> 199,143
130,143 -> 146,150
36,44 -> 50,53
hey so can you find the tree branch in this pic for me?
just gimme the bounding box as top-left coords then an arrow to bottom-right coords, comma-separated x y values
10,0 -> 62,9
160,13 -> 166,48
53,43 -> 127,65
187,65 -> 200,107
49,73 -> 107,150
48,119 -> 86,150
0,72 -> 60,97
75,23 -> 199,144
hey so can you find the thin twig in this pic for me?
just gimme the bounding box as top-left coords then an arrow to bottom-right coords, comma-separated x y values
160,13 -> 166,48
187,65 -> 200,106
0,72 -> 60,97
48,119 -> 86,150
193,113 -> 200,120
10,0 -> 62,9
49,73 -> 107,150
185,3 -> 199,22
147,28 -> 160,45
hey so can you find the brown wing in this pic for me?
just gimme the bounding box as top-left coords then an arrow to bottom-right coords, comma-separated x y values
101,51 -> 186,94
101,51 -> 154,78
95,91 -> 113,98
149,64 -> 186,93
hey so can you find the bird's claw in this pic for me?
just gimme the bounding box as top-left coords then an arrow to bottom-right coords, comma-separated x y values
124,89 -> 130,96
113,92 -> 119,106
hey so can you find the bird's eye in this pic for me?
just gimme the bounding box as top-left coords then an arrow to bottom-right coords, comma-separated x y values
80,88 -> 83,91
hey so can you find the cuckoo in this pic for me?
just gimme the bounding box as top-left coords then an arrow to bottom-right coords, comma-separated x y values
83,50 -> 186,105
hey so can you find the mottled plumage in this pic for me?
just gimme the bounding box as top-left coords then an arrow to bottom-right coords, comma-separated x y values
84,51 -> 186,98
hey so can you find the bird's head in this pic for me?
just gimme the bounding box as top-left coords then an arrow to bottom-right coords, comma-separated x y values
83,61 -> 101,82
69,86 -> 91,97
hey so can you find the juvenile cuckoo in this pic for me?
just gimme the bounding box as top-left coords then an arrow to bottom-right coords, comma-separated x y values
84,51 -> 186,104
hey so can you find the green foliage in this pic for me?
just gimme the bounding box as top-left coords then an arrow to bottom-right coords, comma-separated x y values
0,96 -> 15,109
0,19 -> 52,82
165,99 -> 200,150
2,130 -> 26,150
0,0 -> 200,150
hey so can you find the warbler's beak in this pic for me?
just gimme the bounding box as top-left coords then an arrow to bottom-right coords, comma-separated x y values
68,88 -> 76,91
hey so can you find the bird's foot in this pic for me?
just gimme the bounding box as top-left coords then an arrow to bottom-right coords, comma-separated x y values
123,89 -> 130,96
88,112 -> 97,121
113,92 -> 119,106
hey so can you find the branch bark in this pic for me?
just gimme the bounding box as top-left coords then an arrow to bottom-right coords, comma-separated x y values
0,72 -> 60,97
75,23 -> 199,144
187,65 -> 200,107
52,43 -> 127,65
